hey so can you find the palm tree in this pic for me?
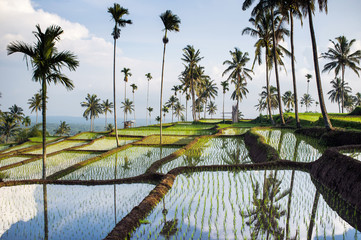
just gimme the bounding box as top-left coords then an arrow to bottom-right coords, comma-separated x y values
220,80 -> 229,122
106,123 -> 114,132
28,92 -> 42,124
22,116 -> 31,127
173,101 -> 185,121
181,45 -> 203,121
145,73 -> 152,125
81,94 -> 103,132
8,104 -> 25,124
282,91 -> 294,112
200,79 -> 218,119
321,36 -> 361,113
222,48 -> 253,122
355,92 -> 361,107
305,74 -> 312,95
230,77 -> 249,110
0,112 -> 19,143
108,3 -> 132,146
121,67 -> 131,123
7,24 -> 78,179
166,95 -> 178,123
162,105 -> 169,120
101,99 -> 113,128
300,93 -> 314,112
260,85 -> 279,113
121,98 -> 134,122
130,83 -> 137,125
207,101 -> 217,119
147,107 -> 153,124
54,121 -> 71,136
327,77 -> 351,113
298,0 -> 333,130
159,10 -> 181,144
255,98 -> 267,113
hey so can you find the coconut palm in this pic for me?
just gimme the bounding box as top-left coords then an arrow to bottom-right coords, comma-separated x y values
106,123 -> 114,132
305,74 -> 312,95
54,121 -> 71,136
298,0 -> 333,130
220,80 -> 229,122
282,91 -> 294,112
181,45 -> 203,121
222,48 -> 253,122
121,98 -> 134,122
101,99 -> 113,128
207,101 -> 217,119
166,95 -> 178,123
159,10 -> 181,144
162,105 -> 169,120
300,93 -> 314,112
327,77 -> 351,113
260,85 -> 279,113
156,116 -> 161,123
230,77 -> 249,109
8,104 -> 25,124
145,73 -> 152,125
0,112 -> 19,143
147,107 -> 154,124
28,92 -> 42,124
108,3 -> 132,146
321,36 -> 361,113
200,79 -> 218,119
7,24 -> 78,179
130,83 -> 137,125
22,116 -> 31,127
173,102 -> 185,121
81,94 -> 103,132
255,98 -> 267,113
355,92 -> 361,107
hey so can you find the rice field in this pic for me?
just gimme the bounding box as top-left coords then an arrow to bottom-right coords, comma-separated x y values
1,152 -> 99,181
0,183 -> 154,240
61,146 -> 179,180
0,156 -> 30,169
222,128 -> 249,135
68,132 -> 103,140
25,140 -> 88,155
130,170 -> 358,240
76,137 -> 138,151
1,142 -> 39,154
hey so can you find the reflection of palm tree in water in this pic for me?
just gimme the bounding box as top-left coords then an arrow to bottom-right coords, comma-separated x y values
222,138 -> 250,165
242,171 -> 290,240
160,198 -> 178,239
43,184 -> 48,240
122,156 -> 131,170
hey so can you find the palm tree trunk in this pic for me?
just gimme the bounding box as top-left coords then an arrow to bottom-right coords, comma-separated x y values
186,97 -> 188,121
191,79 -> 197,121
307,4 -> 333,130
266,49 -> 275,125
341,65 -> 345,113
146,80 -> 149,126
204,99 -> 207,119
36,110 -> 38,125
290,13 -> 300,128
307,190 -> 320,240
171,105 -> 174,123
338,100 -> 341,113
43,184 -> 48,240
271,8 -> 285,125
124,83 -> 126,127
42,78 -> 47,179
105,112 -> 107,128
223,91 -> 225,123
91,115 -> 93,132
133,92 -> 136,127
113,38 -> 120,147
160,31 -> 167,145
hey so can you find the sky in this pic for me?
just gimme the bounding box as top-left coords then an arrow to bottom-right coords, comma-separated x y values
1,0 -> 361,123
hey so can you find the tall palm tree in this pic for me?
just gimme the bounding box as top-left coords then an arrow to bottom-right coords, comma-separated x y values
299,0 -> 333,130
159,10 -> 180,144
7,24 -> 78,179
181,45 -> 203,121
22,116 -> 31,127
54,121 -> 71,136
355,92 -> 361,107
260,85 -> 279,113
207,101 -> 217,119
321,36 -> 361,113
220,80 -> 229,122
81,94 -> 103,132
166,95 -> 179,123
305,74 -> 312,95
9,104 -> 25,124
173,101 -> 185,121
282,90 -> 294,112
0,112 -> 19,143
130,83 -> 137,125
101,99 -> 113,128
145,73 -> 152,125
147,107 -> 153,124
108,3 -> 132,146
121,98 -> 134,122
300,93 -> 314,112
222,48 -> 253,122
327,77 -> 351,113
28,92 -> 42,124
242,12 -> 287,124
230,77 -> 249,109
201,79 -> 218,119
162,105 -> 169,120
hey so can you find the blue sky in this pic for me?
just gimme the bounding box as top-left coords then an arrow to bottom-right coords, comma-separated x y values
1,0 -> 361,122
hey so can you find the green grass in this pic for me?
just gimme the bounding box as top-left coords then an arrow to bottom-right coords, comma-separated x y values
28,136 -> 61,143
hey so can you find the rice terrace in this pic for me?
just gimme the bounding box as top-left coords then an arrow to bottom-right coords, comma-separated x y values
1,0 -> 361,239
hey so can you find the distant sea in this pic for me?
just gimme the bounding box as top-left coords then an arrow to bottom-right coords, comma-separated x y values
29,116 -> 171,135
